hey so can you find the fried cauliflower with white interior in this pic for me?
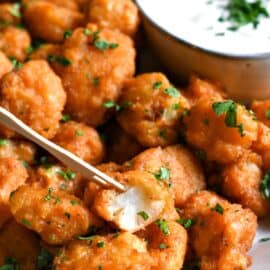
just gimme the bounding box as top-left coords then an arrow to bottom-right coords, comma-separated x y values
117,73 -> 190,147
51,23 -> 135,126
0,60 -> 66,139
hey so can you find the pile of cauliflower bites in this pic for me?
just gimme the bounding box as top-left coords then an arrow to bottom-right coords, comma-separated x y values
0,1 -> 269,269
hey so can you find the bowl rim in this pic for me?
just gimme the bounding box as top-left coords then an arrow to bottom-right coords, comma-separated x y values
135,0 -> 270,61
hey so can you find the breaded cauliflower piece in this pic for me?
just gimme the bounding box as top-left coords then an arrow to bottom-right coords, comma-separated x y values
53,121 -> 105,165
123,145 -> 206,207
182,191 -> 257,270
87,0 -> 140,36
28,43 -> 59,61
10,185 -> 101,245
0,26 -> 31,61
23,0 -> 84,43
0,219 -> 39,270
117,73 -> 190,147
93,170 -> 176,232
53,232 -> 153,270
0,51 -> 12,79
0,3 -> 22,26
222,150 -> 270,217
185,98 -> 258,164
0,157 -> 28,227
51,23 -> 135,126
251,99 -> 270,127
0,60 -> 66,139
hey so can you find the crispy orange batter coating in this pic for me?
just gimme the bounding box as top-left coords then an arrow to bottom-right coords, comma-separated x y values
51,24 -> 135,126
54,232 -> 153,270
87,0 -> 140,36
23,0 -> 84,43
222,151 -> 270,217
185,98 -> 258,164
23,0 -> 81,10
0,51 -> 12,79
103,120 -> 143,163
0,139 -> 36,164
0,26 -> 31,61
0,3 -> 22,26
251,99 -> 270,127
0,157 -> 28,227
0,219 -> 40,270
28,43 -> 59,61
183,191 -> 257,270
29,165 -> 87,197
123,145 -> 206,207
117,73 -> 190,147
137,221 -> 187,270
0,60 -> 66,139
93,170 -> 177,232
53,121 -> 105,165
10,185 -> 101,245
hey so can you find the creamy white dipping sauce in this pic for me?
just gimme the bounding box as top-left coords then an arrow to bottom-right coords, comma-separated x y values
136,0 -> 270,56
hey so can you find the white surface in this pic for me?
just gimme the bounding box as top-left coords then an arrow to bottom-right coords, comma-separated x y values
137,0 -> 270,56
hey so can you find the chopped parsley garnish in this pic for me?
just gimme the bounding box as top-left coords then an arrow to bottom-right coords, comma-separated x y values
266,108 -> 270,120
83,28 -> 93,36
75,130 -> 84,136
94,40 -> 119,52
219,0 -> 269,30
97,241 -> 105,248
102,100 -> 121,111
172,103 -> 180,110
70,200 -> 78,205
155,219 -> 170,235
10,3 -> 21,18
86,73 -> 100,86
211,203 -> 224,215
0,257 -> 20,270
20,160 -> 29,168
77,235 -> 95,241
137,211 -> 149,221
44,187 -> 53,201
177,218 -> 196,229
212,100 -> 245,136
9,57 -> 23,69
153,81 -> 162,89
37,248 -> 53,270
260,171 -> 270,200
159,243 -> 168,249
60,183 -> 67,190
22,218 -> 31,227
154,167 -> 170,181
164,87 -> 180,98
57,169 -> 76,181
63,30 -> 73,39
47,55 -> 72,66
26,39 -> 45,55
0,139 -> 8,146
180,108 -> 190,122
260,237 -> 270,242
61,114 -> 71,122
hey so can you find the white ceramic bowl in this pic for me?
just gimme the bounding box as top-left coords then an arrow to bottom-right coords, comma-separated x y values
136,0 -> 270,102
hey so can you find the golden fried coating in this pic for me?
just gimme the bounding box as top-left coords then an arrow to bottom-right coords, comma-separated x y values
51,23 -> 135,126
0,60 -> 66,139
0,219 -> 39,270
0,3 -> 22,26
23,0 -> 84,43
0,139 -> 36,164
28,43 -> 59,61
186,75 -> 227,105
0,51 -> 12,79
222,151 -> 270,217
123,145 -> 206,207
185,98 -> 258,164
87,0 -> 140,36
93,170 -> 177,232
54,232 -> 153,270
182,191 -> 257,270
251,99 -> 270,127
137,221 -> 187,270
117,73 -> 190,147
103,120 -> 143,163
53,121 -> 105,165
0,26 -> 31,61
29,165 -> 86,197
10,185 -> 101,245
0,157 -> 28,227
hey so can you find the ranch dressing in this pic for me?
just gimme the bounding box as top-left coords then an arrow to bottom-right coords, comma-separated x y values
137,0 -> 270,56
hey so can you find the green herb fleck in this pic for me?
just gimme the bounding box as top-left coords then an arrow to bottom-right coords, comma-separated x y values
97,241 -> 105,248
154,167 -> 170,181
37,248 -> 53,270
260,237 -> 270,242
0,257 -> 20,270
155,219 -> 170,235
177,218 -> 195,229
153,81 -> 162,89
94,40 -> 119,52
9,57 -> 23,69
10,3 -> 21,18
22,218 -> 31,227
83,28 -> 92,36
61,114 -> 71,122
260,171 -> 270,200
64,212 -> 71,219
63,30 -> 73,39
164,87 -> 180,98
75,130 -> 84,136
47,55 -> 72,66
172,103 -> 180,110
0,139 -> 8,146
44,187 -> 53,201
102,100 -> 121,111
266,108 -> 270,120
70,200 -> 78,206
159,243 -> 168,249
137,211 -> 149,221
211,203 -> 224,215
